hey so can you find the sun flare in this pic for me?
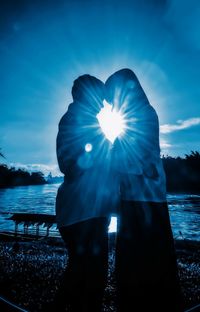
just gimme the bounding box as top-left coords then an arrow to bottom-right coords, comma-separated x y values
96,100 -> 126,143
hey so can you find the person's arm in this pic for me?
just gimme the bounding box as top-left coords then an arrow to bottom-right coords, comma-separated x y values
132,106 -> 160,178
111,135 -> 143,175
56,104 -> 82,175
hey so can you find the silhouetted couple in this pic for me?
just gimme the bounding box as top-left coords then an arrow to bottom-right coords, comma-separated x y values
54,69 -> 183,312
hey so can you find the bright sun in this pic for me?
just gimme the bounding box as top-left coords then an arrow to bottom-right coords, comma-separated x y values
96,100 -> 125,143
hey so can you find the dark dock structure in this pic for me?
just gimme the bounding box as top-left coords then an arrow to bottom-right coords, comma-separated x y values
8,213 -> 57,237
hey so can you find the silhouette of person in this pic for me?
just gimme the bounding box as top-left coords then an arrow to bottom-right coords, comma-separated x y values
54,75 -> 118,312
105,68 -> 183,312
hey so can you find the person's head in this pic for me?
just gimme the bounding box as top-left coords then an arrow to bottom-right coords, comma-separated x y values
72,75 -> 105,112
105,68 -> 149,112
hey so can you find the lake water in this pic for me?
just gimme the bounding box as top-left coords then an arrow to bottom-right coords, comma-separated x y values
0,184 -> 199,240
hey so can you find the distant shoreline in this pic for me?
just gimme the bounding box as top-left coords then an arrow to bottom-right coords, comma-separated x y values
1,151 -> 200,192
0,181 -> 61,190
0,182 -> 200,195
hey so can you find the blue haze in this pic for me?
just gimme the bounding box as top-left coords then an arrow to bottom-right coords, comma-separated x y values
0,0 -> 200,173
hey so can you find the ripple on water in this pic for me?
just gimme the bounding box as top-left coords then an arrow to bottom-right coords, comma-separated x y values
0,186 -> 199,240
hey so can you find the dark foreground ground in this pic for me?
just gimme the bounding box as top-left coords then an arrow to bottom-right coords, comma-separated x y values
0,233 -> 199,312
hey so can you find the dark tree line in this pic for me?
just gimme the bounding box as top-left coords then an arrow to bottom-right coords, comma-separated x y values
162,151 -> 200,193
0,165 -> 46,188
0,151 -> 199,191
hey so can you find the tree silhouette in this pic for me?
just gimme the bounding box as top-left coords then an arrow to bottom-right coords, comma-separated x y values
0,165 -> 46,188
162,151 -> 200,193
185,151 -> 200,161
0,150 -> 199,191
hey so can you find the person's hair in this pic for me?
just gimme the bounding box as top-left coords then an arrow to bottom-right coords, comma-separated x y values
72,74 -> 105,104
105,68 -> 149,112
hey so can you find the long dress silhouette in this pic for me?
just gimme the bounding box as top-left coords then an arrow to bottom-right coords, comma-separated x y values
105,68 -> 183,312
55,75 -> 118,312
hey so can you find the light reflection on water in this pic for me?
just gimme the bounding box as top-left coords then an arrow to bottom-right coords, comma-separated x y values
0,184 -> 199,240
167,194 -> 200,240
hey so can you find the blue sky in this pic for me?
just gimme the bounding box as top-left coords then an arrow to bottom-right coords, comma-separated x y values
0,0 -> 200,175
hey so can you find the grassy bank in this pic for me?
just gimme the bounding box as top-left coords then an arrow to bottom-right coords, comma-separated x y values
0,234 -> 199,311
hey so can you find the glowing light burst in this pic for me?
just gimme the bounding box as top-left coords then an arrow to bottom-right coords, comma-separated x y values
109,216 -> 117,233
97,100 -> 126,143
85,143 -> 93,152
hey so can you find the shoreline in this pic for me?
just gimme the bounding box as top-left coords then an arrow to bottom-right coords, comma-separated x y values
0,233 -> 199,311
1,229 -> 200,242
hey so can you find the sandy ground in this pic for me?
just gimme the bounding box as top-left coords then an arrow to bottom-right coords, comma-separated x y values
0,234 -> 199,311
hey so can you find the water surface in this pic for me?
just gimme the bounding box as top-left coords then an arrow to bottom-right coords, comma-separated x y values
0,184 -> 199,240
